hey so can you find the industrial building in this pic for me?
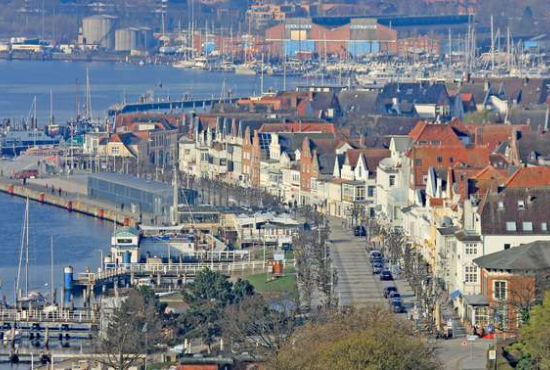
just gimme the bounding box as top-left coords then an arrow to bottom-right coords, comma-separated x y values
87,172 -> 197,220
265,17 -> 397,58
265,14 -> 471,59
115,27 -> 154,52
81,15 -> 118,50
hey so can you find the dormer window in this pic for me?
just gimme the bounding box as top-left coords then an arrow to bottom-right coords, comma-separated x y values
518,200 -> 525,210
506,222 -> 517,231
543,222 -> 548,231
498,201 -> 504,210
523,222 -> 533,232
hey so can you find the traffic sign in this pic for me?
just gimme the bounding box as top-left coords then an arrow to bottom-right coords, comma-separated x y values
462,340 -> 467,346
488,350 -> 497,360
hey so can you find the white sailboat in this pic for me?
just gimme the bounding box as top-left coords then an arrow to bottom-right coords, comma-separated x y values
15,197 -> 45,309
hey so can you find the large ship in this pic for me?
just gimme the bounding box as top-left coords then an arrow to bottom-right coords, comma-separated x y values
0,129 -> 60,156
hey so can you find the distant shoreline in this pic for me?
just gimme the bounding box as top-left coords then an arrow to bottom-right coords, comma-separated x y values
0,51 -> 169,66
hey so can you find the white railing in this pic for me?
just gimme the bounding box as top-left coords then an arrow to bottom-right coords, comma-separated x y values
76,259 -> 295,285
0,309 -> 97,323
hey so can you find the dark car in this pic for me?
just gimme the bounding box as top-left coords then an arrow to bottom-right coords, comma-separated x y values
369,250 -> 382,262
383,286 -> 398,298
388,292 -> 401,301
391,300 -> 404,313
380,270 -> 393,281
354,225 -> 366,236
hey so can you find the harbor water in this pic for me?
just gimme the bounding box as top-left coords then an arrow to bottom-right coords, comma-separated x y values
0,60 -> 301,124
0,192 -> 112,303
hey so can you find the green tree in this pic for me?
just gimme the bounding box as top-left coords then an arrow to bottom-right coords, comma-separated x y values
518,292 -> 550,368
179,270 -> 255,352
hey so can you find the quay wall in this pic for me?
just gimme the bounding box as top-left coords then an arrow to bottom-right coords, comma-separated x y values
0,179 -> 137,226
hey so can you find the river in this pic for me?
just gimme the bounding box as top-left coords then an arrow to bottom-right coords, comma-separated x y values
0,60 -> 301,124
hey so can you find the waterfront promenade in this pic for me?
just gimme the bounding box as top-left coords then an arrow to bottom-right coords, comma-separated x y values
0,174 -> 138,226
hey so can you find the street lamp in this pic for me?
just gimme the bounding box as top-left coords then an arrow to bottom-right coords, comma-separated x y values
98,249 -> 104,271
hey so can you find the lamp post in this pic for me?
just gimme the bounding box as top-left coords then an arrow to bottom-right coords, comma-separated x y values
98,249 -> 104,271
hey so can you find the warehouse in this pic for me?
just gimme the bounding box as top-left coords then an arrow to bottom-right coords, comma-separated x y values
87,172 -> 197,219
265,16 -> 397,59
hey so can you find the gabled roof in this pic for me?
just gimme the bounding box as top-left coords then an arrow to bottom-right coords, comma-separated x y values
259,121 -> 336,134
505,167 -> 550,188
516,130 -> 550,165
480,187 -> 550,235
375,82 -> 449,115
345,148 -> 391,172
409,121 -> 469,146
474,241 -> 550,270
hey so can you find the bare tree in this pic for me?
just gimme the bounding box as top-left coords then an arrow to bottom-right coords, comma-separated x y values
93,289 -> 162,370
221,295 -> 297,358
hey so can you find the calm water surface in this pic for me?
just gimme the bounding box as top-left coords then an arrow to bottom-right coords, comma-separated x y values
0,60 -> 300,124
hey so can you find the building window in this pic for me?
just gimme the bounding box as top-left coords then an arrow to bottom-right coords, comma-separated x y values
356,186 -> 366,201
498,201 -> 504,210
414,158 -> 422,166
465,243 -> 478,255
518,200 -> 525,210
389,175 -> 396,187
465,265 -> 477,283
111,146 -> 120,155
437,156 -> 443,163
504,244 -> 511,250
449,157 -> 454,163
494,281 -> 507,300
543,222 -> 548,231
367,186 -> 375,198
505,222 -> 517,232
522,222 -> 533,232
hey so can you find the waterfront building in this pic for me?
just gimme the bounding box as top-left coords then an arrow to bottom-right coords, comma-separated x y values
87,172 -> 197,223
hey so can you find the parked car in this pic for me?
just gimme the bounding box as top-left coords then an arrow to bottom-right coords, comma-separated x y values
372,264 -> 383,274
383,286 -> 398,298
380,270 -> 393,281
354,225 -> 366,236
369,250 -> 382,263
388,292 -> 401,301
391,300 -> 404,313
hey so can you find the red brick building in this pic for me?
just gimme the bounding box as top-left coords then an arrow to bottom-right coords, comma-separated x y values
474,241 -> 550,334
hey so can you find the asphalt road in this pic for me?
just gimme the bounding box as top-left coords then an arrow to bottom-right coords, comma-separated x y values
328,217 -> 387,307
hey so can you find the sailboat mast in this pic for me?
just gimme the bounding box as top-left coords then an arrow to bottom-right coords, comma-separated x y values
50,236 -> 54,303
25,198 -> 29,297
49,89 -> 54,126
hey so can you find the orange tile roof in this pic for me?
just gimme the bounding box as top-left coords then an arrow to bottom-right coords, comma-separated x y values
505,167 -> 550,188
409,121 -> 466,146
259,122 -> 336,134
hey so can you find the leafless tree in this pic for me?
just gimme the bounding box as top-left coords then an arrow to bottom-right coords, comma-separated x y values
92,289 -> 162,370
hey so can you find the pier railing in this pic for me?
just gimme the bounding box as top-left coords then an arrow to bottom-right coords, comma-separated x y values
0,309 -> 98,324
75,259 -> 295,285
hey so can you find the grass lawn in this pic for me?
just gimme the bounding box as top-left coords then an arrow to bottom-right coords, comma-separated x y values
245,266 -> 297,299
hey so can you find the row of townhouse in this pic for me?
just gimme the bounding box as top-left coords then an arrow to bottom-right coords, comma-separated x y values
374,118 -> 550,334
178,112 -> 391,220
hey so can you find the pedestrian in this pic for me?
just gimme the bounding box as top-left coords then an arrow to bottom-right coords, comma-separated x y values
58,187 -> 62,196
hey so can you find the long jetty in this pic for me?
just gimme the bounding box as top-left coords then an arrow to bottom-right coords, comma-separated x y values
108,96 -> 244,116
0,179 -> 136,226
